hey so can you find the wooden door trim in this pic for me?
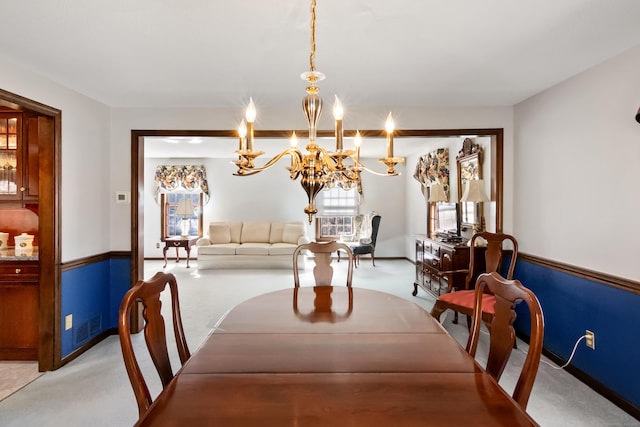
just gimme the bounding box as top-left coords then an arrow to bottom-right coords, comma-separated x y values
0,88 -> 61,371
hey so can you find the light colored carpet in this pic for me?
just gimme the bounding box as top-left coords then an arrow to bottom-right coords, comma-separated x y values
0,362 -> 42,402
0,259 -> 636,426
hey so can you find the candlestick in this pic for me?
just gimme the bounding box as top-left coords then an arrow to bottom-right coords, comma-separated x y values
333,95 -> 344,151
238,120 -> 247,151
246,98 -> 256,152
385,113 -> 394,158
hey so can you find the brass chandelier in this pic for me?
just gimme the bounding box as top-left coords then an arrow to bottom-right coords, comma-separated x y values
233,0 -> 404,223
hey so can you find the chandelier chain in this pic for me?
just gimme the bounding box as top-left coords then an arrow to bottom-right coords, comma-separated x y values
309,0 -> 317,72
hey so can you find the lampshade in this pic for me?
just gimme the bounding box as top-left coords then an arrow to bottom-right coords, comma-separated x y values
461,179 -> 489,202
428,183 -> 448,202
175,199 -> 195,217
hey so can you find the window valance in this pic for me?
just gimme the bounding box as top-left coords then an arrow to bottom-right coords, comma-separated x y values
154,165 -> 210,204
413,148 -> 449,192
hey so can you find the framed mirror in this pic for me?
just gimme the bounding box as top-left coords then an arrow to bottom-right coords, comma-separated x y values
456,139 -> 483,228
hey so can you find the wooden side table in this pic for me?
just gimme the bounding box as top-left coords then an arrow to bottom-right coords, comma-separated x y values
163,236 -> 198,268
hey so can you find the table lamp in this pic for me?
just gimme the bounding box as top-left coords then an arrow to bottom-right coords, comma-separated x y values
461,179 -> 488,232
175,199 -> 195,237
428,182 -> 448,238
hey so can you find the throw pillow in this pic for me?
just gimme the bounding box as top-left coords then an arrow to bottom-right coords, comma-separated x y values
269,222 -> 287,243
209,224 -> 231,244
282,223 -> 305,244
240,221 -> 271,243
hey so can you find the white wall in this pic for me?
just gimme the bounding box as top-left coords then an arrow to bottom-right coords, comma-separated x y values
0,57 -> 112,262
113,106 -> 514,261
0,56 -> 515,262
514,45 -> 640,281
143,153 -> 407,258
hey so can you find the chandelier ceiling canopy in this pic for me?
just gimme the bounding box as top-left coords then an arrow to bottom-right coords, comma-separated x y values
233,0 -> 404,223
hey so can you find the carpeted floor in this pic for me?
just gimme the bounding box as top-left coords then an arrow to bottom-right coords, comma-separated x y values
0,362 -> 42,402
0,259 -> 637,426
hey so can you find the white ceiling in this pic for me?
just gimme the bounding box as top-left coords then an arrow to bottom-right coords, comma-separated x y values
1,0 -> 640,110
2,1 -> 640,159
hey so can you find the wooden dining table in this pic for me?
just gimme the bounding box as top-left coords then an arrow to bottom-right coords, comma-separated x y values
136,286 -> 538,426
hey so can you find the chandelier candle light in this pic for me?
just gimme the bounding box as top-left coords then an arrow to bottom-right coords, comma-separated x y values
233,0 -> 404,223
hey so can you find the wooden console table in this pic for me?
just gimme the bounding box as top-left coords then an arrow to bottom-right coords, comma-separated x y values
413,235 -> 475,298
162,236 -> 198,268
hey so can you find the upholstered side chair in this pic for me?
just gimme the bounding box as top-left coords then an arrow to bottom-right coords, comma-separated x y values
466,272 -> 544,410
431,231 -> 518,327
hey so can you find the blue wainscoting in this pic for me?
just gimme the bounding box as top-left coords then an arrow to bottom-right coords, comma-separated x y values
61,256 -> 131,358
514,259 -> 640,409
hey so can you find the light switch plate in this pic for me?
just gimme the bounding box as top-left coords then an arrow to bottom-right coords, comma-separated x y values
65,314 -> 73,330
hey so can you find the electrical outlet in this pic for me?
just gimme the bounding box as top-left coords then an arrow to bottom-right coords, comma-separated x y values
156,242 -> 160,248
585,330 -> 595,349
65,314 -> 73,331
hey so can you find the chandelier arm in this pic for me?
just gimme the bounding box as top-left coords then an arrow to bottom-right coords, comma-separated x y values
356,163 -> 401,177
234,148 -> 302,176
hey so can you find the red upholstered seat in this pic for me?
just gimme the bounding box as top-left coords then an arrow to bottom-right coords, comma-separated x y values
430,232 -> 518,328
438,290 -> 495,315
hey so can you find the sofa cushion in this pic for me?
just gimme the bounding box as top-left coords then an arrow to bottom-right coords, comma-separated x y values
269,222 -> 287,243
240,221 -> 271,243
269,242 -> 298,256
208,222 -> 243,243
282,223 -> 305,244
235,243 -> 270,255
197,243 -> 239,255
209,224 -> 231,244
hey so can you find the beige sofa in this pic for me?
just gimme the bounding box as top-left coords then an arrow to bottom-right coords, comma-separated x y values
196,220 -> 309,269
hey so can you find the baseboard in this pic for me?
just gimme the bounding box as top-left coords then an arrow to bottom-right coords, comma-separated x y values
516,331 -> 640,421
60,328 -> 117,367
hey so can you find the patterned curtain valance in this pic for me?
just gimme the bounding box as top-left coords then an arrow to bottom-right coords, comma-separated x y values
413,148 -> 449,192
154,165 -> 210,204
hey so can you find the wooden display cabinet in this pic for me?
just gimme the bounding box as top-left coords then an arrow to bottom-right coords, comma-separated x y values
0,260 -> 39,360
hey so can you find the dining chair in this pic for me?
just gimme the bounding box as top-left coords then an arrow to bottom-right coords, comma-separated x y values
430,231 -> 518,327
118,271 -> 191,417
293,241 -> 354,287
466,272 -> 544,410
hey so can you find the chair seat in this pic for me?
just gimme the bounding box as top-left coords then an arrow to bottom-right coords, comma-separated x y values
438,290 -> 496,315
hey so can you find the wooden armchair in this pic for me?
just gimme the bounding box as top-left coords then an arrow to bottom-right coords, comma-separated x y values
431,231 -> 518,326
293,241 -> 354,287
118,272 -> 191,417
349,214 -> 381,267
466,272 -> 544,409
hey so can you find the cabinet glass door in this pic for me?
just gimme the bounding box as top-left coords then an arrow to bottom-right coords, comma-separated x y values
0,116 -> 18,196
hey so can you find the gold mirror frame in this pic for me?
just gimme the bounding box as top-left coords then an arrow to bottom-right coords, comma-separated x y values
457,139 -> 484,229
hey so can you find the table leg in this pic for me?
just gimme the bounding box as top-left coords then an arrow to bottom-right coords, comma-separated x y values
185,245 -> 191,268
175,247 -> 180,263
163,245 -> 169,268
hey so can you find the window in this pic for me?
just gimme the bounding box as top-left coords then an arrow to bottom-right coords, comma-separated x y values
317,187 -> 359,216
160,193 -> 203,239
315,187 -> 359,241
